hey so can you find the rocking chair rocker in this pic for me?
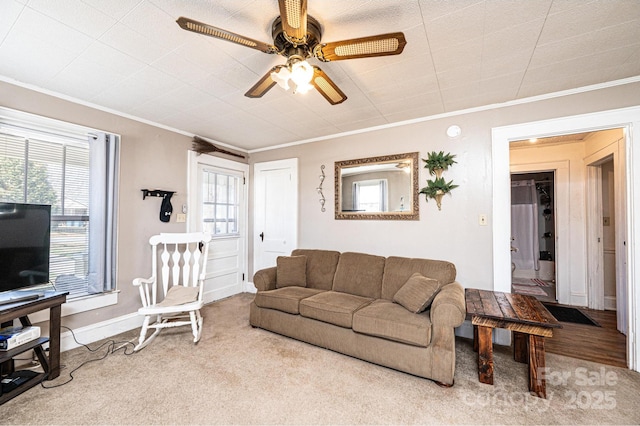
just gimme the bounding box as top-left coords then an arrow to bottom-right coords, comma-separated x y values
132,232 -> 212,351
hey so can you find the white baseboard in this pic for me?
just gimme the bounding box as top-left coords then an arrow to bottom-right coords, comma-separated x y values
570,293 -> 588,307
245,281 -> 257,293
58,288 -> 254,352
456,321 -> 474,340
203,285 -> 243,304
605,296 -> 617,311
455,320 -> 511,346
59,312 -> 143,352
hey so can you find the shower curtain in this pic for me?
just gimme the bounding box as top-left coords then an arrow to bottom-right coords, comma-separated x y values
511,179 -> 539,271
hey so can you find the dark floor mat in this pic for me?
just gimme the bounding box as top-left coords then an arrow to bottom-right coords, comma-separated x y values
542,303 -> 600,326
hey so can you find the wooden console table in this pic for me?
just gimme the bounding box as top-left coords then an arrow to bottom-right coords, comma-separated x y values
0,291 -> 68,404
465,288 -> 561,398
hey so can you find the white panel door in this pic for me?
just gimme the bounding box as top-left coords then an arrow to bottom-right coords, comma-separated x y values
188,152 -> 248,303
253,158 -> 298,273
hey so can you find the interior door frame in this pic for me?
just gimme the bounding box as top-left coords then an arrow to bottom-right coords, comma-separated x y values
492,106 -> 640,371
585,137 -> 627,333
585,163 -> 605,310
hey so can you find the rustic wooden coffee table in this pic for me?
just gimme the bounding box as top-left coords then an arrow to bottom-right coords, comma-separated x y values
465,288 -> 561,398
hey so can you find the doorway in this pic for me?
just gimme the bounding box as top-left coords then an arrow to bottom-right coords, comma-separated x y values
510,171 -> 556,304
508,134 -> 627,367
494,109 -> 639,370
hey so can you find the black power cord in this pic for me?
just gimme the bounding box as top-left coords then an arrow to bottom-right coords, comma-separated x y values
39,326 -> 136,389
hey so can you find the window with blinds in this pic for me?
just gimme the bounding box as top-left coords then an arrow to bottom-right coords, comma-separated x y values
0,110 -> 118,298
353,179 -> 388,212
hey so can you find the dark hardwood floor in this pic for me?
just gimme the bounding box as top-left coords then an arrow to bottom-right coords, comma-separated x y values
544,306 -> 627,368
511,280 -> 627,368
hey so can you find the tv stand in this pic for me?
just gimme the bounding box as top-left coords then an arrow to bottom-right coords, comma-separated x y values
0,291 -> 67,404
0,293 -> 42,307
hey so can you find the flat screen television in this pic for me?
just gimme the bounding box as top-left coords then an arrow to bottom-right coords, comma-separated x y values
0,202 -> 51,294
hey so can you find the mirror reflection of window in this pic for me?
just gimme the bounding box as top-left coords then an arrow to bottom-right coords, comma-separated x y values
353,179 -> 388,212
335,152 -> 419,220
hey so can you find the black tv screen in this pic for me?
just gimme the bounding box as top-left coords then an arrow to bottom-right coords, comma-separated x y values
0,203 -> 51,293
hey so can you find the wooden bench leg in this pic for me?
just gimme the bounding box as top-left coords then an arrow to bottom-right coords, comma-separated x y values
528,334 -> 546,398
513,331 -> 528,363
473,325 -> 478,352
477,325 -> 493,385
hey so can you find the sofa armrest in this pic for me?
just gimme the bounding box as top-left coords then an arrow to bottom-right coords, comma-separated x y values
430,281 -> 466,328
253,266 -> 277,291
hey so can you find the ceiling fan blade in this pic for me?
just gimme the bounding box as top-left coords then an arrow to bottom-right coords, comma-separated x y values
311,67 -> 347,105
278,0 -> 308,45
177,17 -> 277,54
315,32 -> 407,62
245,68 -> 278,98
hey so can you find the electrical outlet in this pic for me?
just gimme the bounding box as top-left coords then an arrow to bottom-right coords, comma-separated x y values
479,214 -> 488,226
176,213 -> 186,223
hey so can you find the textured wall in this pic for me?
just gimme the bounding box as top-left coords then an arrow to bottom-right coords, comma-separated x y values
0,80 -> 191,330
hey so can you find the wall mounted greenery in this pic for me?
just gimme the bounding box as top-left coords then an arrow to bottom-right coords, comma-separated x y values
419,151 -> 458,210
422,150 -> 456,178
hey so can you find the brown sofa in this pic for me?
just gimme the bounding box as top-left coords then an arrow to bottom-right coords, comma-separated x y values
249,249 -> 466,385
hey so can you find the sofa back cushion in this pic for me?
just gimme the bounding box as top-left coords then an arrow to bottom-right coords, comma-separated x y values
381,256 -> 457,301
276,255 -> 307,288
332,252 -> 386,299
291,249 -> 341,290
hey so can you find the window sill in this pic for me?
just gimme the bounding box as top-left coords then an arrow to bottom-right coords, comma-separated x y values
28,291 -> 119,324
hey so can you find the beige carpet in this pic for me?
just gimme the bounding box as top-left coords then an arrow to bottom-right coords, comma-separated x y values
3,293 -> 640,425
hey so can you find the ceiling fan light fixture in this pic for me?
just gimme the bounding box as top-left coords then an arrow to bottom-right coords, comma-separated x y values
178,2 -> 407,105
290,59 -> 314,86
293,81 -> 313,94
271,66 -> 291,90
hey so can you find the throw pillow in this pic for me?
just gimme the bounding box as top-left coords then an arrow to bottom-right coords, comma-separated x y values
276,255 -> 307,288
393,272 -> 440,313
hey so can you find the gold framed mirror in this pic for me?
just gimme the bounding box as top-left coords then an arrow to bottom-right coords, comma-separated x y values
335,152 -> 419,220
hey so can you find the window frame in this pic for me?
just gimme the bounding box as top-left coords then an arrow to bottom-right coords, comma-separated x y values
200,168 -> 242,237
0,107 -> 119,313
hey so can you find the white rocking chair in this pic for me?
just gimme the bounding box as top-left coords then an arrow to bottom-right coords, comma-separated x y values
132,232 -> 212,352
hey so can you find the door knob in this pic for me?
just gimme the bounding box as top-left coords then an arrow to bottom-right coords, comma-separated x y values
259,232 -> 264,241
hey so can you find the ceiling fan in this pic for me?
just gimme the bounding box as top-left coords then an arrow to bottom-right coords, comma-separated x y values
176,0 -> 407,105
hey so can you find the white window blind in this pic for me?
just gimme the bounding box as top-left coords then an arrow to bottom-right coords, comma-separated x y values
353,179 -> 388,212
0,111 -> 118,298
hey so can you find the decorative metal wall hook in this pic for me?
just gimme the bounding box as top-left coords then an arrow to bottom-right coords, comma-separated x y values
316,165 -> 326,212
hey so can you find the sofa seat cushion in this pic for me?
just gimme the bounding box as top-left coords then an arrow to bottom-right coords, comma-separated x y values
352,300 -> 432,347
299,291 -> 373,328
254,287 -> 326,314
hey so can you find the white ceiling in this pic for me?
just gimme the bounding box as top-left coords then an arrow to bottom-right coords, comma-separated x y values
1,0 -> 639,151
